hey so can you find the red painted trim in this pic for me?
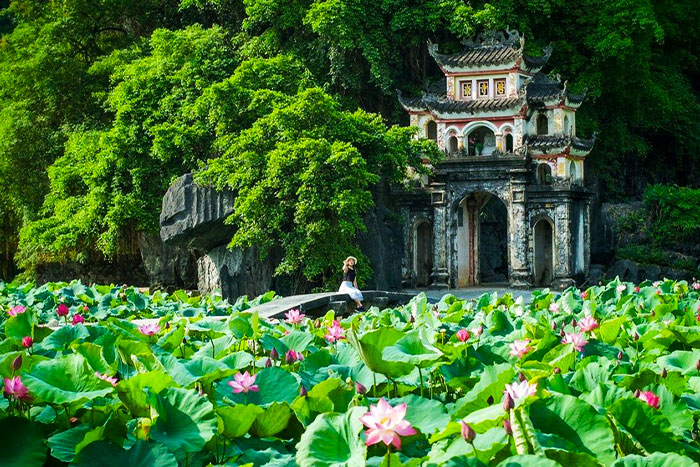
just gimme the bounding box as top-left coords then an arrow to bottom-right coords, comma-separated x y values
444,68 -> 534,77
531,153 -> 587,161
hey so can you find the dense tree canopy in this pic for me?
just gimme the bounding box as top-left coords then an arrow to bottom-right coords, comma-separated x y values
0,0 -> 698,282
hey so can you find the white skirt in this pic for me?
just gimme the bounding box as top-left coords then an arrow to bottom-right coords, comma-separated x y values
339,281 -> 363,301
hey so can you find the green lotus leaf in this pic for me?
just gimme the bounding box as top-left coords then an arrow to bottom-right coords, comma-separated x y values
529,395 -> 616,465
453,363 -> 515,417
72,440 -> 176,467
5,311 -> 34,342
611,452 -> 698,466
117,370 -> 176,416
382,329 -> 442,368
609,398 -> 685,455
295,406 -> 366,467
496,454 -> 562,466
569,360 -> 614,393
347,327 -> 413,378
426,426 -> 508,466
251,401 -> 295,437
47,425 -> 92,462
74,342 -> 113,374
217,404 -> 265,438
23,353 -> 114,405
657,350 -> 700,376
154,352 -> 198,387
149,387 -> 217,453
220,350 -> 255,370
281,330 -> 314,352
217,366 -> 299,407
41,324 -> 90,351
0,416 -> 46,467
389,394 -> 450,435
185,355 -> 234,384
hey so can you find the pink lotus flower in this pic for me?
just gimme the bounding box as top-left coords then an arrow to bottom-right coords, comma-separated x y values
549,302 -> 560,314
509,339 -> 532,358
227,371 -> 259,394
324,320 -> 345,343
8,305 -> 26,317
634,286 -> 641,293
693,282 -> 700,291
360,398 -> 417,449
617,284 -> 626,293
21,336 -> 33,348
285,349 -> 304,364
637,390 -> 660,409
580,291 -> 588,300
456,329 -> 470,342
72,314 -> 85,325
94,372 -> 118,387
139,322 -> 161,336
3,376 -> 30,400
562,332 -> 588,352
578,316 -> 599,333
285,308 -> 305,325
504,380 -> 537,401
57,304 -> 70,317
460,421 -> 476,442
471,325 -> 484,337
653,281 -> 661,287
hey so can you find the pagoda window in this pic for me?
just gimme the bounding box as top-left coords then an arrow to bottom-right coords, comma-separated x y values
569,160 -> 578,181
536,114 -> 548,135
477,80 -> 489,98
563,115 -> 570,135
426,121 -> 437,142
537,163 -> 552,185
505,133 -> 514,152
461,81 -> 472,99
448,136 -> 458,155
495,78 -> 506,97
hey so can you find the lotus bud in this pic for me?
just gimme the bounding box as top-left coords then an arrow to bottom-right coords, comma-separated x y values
503,419 -> 513,436
518,372 -> 526,382
662,368 -> 667,378
460,421 -> 476,442
165,322 -> 170,330
265,358 -> 272,368
409,314 -> 415,323
270,348 -> 279,360
57,304 -> 69,317
696,360 -> 700,371
21,336 -> 33,348
571,318 -> 577,328
11,354 -> 22,371
559,328 -> 565,337
503,393 -> 514,411
553,367 -> 561,374
633,331 -> 640,341
475,325 -> 484,336
355,381 -> 367,395
83,305 -> 89,313
634,389 -> 640,398
634,286 -> 640,293
300,386 -> 307,397
551,322 -> 557,330
182,337 -> 187,344
70,417 -> 78,425
487,395 -> 494,405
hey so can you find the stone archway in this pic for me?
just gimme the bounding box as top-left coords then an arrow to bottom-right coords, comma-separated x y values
456,192 -> 509,286
465,124 -> 497,156
415,221 -> 433,287
533,218 -> 554,286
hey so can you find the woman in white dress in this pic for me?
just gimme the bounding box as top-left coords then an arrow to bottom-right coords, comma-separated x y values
338,256 -> 364,311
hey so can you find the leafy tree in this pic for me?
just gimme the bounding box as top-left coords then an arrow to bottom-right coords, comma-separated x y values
197,87 -> 439,291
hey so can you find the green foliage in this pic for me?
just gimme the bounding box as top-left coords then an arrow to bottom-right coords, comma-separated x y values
0,280 -> 699,464
643,185 -> 700,247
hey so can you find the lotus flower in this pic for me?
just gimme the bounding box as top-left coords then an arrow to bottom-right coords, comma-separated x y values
8,305 -> 26,317
72,314 -> 85,325
3,376 -> 30,401
637,390 -> 660,409
285,350 -> 303,364
580,291 -> 588,300
509,339 -> 531,358
228,371 -> 259,394
460,421 -> 476,442
549,302 -> 560,314
324,320 -> 345,343
95,372 -> 118,387
139,322 -> 161,336
456,329 -> 470,342
578,316 -> 599,333
617,284 -> 627,293
355,381 -> 367,395
562,332 -> 588,352
471,325 -> 484,337
57,304 -> 69,317
653,281 -> 661,287
21,336 -> 33,348
634,286 -> 641,293
360,398 -> 417,449
693,282 -> 700,291
285,308 -> 305,325
504,380 -> 537,402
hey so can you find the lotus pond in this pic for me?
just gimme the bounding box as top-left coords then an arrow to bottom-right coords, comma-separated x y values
1,279 -> 700,466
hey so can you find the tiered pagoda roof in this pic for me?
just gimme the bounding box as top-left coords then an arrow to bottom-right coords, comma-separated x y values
523,134 -> 596,157
427,29 -> 552,73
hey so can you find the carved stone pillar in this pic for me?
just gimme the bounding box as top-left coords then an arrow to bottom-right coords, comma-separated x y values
400,206 -> 413,288
429,190 -> 449,289
552,202 -> 574,289
509,187 -> 530,287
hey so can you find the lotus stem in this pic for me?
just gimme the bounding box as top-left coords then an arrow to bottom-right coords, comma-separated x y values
418,366 -> 424,397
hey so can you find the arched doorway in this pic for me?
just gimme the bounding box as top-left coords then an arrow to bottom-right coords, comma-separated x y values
466,126 -> 497,156
448,136 -> 459,155
537,163 -> 552,185
415,221 -> 433,287
534,219 -> 554,286
456,192 -> 509,286
426,121 -> 437,143
505,133 -> 514,153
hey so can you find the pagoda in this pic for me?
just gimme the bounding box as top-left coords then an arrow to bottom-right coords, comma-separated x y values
397,29 -> 594,289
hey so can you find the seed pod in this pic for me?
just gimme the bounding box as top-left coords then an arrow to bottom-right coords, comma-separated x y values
11,354 -> 22,372
503,393 -> 514,411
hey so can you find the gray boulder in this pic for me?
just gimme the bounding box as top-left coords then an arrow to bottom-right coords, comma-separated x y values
138,233 -> 198,290
160,173 -> 235,251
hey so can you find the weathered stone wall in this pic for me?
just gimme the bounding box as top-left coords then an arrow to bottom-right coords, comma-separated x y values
36,255 -> 149,286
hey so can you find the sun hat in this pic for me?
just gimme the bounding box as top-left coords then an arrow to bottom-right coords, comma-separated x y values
344,256 -> 358,264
